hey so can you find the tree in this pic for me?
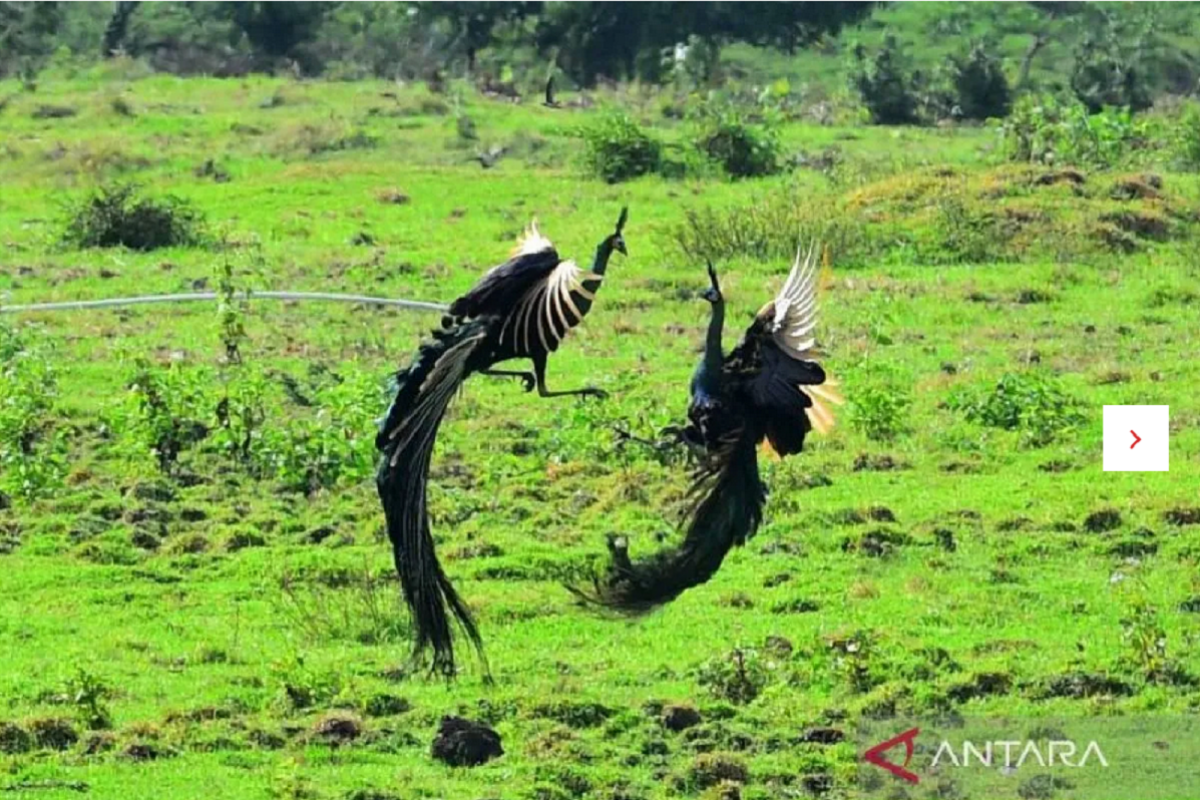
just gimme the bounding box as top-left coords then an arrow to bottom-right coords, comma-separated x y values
102,1 -> 139,57
950,43 -> 1012,120
417,2 -> 541,73
537,2 -> 873,86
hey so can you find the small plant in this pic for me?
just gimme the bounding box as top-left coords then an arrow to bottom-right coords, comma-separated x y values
851,34 -> 921,125
123,359 -> 210,474
849,380 -> 911,442
695,109 -> 782,178
1177,102 -> 1200,169
61,183 -> 206,251
695,647 -> 770,704
580,112 -> 662,183
65,668 -> 113,730
948,372 -> 1085,447
215,252 -> 247,365
0,323 -> 67,500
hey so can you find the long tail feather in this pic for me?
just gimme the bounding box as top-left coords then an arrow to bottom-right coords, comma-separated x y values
570,431 -> 765,612
376,321 -> 490,677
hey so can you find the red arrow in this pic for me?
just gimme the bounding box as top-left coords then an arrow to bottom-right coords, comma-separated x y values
1131,430 -> 1141,450
864,727 -> 920,784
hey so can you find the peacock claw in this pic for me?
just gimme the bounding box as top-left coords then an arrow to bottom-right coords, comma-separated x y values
584,387 -> 608,400
522,375 -> 535,392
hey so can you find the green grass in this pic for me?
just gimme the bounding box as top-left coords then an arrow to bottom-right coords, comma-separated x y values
2,67 -> 1200,800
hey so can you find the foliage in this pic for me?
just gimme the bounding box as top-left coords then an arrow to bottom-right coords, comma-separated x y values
1070,28 -> 1151,114
948,42 -> 1011,120
1002,94 -> 1148,168
580,112 -> 662,184
695,647 -> 772,704
851,34 -> 921,125
64,668 -> 113,731
0,323 -> 67,500
947,371 -> 1085,447
61,184 -> 207,252
848,377 -> 911,442
123,358 -> 211,474
1175,102 -> 1200,170
694,107 -> 782,179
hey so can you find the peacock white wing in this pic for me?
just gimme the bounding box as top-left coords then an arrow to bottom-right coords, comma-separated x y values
769,242 -> 844,434
769,241 -> 820,360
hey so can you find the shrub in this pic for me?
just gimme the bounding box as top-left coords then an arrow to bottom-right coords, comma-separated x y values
580,112 -> 662,183
122,359 -> 210,474
0,323 -> 67,500
851,34 -> 921,125
1002,94 -> 1147,168
949,43 -> 1012,120
849,380 -> 911,442
947,372 -> 1085,447
1175,102 -> 1200,169
695,110 -> 782,178
61,183 -> 206,251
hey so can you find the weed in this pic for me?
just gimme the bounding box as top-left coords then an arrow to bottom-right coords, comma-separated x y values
60,183 -> 206,251
948,372 -> 1085,447
695,648 -> 771,704
848,379 -> 911,442
695,108 -> 782,178
580,112 -> 662,183
64,668 -> 113,731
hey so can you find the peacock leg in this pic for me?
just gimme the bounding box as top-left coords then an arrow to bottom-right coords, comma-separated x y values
532,353 -> 606,399
480,368 -> 536,392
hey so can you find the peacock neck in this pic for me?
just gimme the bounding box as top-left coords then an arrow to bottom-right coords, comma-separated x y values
698,301 -> 725,390
591,239 -> 615,277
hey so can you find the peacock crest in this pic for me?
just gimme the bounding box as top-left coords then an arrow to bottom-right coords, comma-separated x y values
512,219 -> 554,257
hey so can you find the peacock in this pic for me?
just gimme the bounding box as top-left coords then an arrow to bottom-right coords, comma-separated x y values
376,208 -> 628,677
576,244 -> 840,611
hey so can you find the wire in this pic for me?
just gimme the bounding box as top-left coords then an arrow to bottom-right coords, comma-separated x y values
0,290 -> 449,314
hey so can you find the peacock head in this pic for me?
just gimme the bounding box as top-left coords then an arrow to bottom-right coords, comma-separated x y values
607,206 -> 629,256
702,260 -> 723,304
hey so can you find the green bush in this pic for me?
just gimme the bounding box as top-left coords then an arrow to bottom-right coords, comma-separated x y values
851,34 -> 921,125
949,43 -> 1012,120
1176,101 -> 1200,169
947,372 -> 1085,447
695,110 -> 782,178
61,183 -> 207,251
849,380 -> 911,442
580,112 -> 662,183
0,323 -> 67,500
1002,94 -> 1147,168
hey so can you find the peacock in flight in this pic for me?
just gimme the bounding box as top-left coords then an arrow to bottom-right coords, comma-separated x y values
376,208 -> 628,677
577,243 -> 841,611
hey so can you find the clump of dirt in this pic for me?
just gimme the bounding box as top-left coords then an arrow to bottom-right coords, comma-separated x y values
763,636 -> 794,658
28,718 -> 79,750
852,453 -> 909,472
0,722 -> 32,754
1101,209 -> 1171,241
122,740 -> 166,761
1164,507 -> 1200,526
662,705 -> 702,732
1083,508 -> 1122,533
312,713 -> 364,746
376,187 -> 410,205
797,727 -> 844,745
530,701 -> 613,729
688,752 -> 749,790
762,573 -> 791,588
430,715 -> 503,767
1110,173 -> 1162,200
1032,671 -> 1132,700
996,517 -> 1032,532
947,672 -> 1012,703
842,528 -> 910,557
363,693 -> 411,718
1034,168 -> 1087,187
770,598 -> 819,615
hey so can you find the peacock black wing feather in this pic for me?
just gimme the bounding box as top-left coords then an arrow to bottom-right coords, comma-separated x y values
446,228 -> 561,322
376,319 -> 494,677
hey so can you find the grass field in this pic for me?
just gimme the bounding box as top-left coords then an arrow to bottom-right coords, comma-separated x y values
2,66 -> 1200,800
